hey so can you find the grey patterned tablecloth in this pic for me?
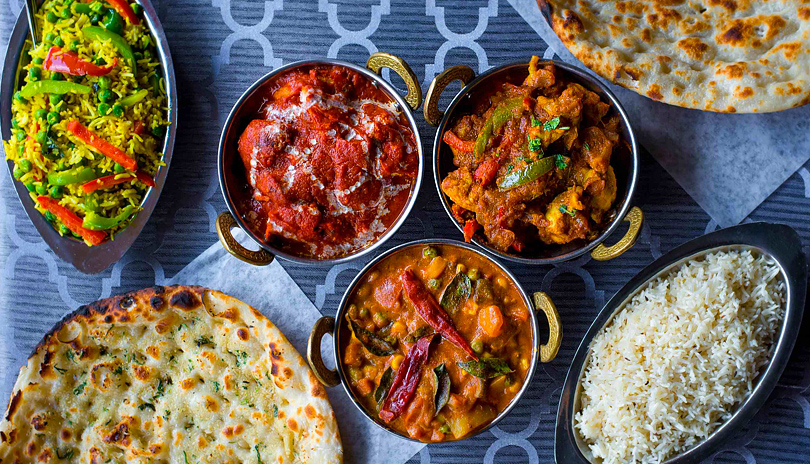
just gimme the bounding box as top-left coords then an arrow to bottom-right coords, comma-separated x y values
2,1 -> 810,463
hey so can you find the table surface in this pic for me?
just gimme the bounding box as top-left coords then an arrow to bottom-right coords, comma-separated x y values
2,1 -> 810,463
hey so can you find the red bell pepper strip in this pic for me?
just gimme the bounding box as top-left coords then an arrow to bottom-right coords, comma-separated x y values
442,130 -> 475,153
474,159 -> 500,186
107,0 -> 140,25
66,120 -> 138,172
81,170 -> 154,193
134,170 -> 156,187
379,335 -> 433,423
37,196 -> 107,245
44,46 -> 117,76
400,269 -> 478,361
463,219 -> 479,243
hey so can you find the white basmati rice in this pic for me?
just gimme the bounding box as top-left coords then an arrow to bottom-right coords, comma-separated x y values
575,249 -> 785,464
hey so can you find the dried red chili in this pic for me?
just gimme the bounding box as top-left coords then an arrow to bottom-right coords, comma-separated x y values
400,269 -> 479,360
379,335 -> 434,423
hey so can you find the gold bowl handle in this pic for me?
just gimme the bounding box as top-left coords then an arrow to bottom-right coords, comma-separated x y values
367,52 -> 422,111
424,65 -> 476,126
307,316 -> 340,387
533,291 -> 562,362
216,211 -> 275,266
591,206 -> 644,261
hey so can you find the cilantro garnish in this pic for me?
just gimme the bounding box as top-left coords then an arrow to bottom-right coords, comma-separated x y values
559,205 -> 577,217
230,350 -> 248,367
72,381 -> 86,396
531,116 -> 541,127
255,445 -> 264,464
554,154 -> 569,169
194,335 -> 214,348
528,137 -> 543,153
138,403 -> 155,411
543,116 -> 561,131
583,142 -> 590,150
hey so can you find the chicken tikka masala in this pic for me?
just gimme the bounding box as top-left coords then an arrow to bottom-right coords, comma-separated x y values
237,64 -> 418,259
441,57 -> 623,254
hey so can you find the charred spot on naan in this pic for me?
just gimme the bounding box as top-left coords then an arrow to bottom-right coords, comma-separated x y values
169,288 -> 202,311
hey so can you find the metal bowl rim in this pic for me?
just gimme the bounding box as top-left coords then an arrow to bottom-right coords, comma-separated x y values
554,222 -> 807,464
217,58 -> 424,266
430,59 -> 639,265
328,237 -> 545,443
0,0 -> 178,273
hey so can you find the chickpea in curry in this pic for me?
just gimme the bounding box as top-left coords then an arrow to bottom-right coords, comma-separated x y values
441,56 -> 623,253
341,244 -> 533,442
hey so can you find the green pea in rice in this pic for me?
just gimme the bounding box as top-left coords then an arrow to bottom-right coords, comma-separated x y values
2,0 -> 169,245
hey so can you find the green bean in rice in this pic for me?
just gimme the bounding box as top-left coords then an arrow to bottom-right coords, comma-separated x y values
2,0 -> 169,245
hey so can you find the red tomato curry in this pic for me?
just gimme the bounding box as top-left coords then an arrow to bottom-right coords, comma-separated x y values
237,64 -> 418,259
340,244 -> 533,442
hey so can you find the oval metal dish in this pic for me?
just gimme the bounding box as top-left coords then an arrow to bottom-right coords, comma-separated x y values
555,222 -> 807,464
0,0 -> 177,274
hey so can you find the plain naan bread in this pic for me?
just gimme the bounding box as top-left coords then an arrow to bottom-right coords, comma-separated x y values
539,0 -> 810,112
0,286 -> 342,464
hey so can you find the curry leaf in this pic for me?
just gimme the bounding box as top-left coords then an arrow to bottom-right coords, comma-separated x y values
404,326 -> 432,344
433,364 -> 451,417
440,272 -> 472,314
349,319 -> 395,356
457,358 -> 514,379
374,367 -> 395,405
473,278 -> 494,305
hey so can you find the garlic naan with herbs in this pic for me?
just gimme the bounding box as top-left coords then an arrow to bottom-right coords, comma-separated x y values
0,286 -> 342,464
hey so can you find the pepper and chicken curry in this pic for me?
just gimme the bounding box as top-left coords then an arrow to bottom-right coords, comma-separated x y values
237,64 -> 418,259
440,57 -> 623,254
340,244 -> 533,442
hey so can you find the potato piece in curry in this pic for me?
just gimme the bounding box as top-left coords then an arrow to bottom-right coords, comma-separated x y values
340,244 -> 533,442
441,57 -> 622,253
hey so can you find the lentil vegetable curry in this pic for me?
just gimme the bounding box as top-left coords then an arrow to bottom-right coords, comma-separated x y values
440,57 -> 624,254
237,64 -> 418,259
340,244 -> 533,442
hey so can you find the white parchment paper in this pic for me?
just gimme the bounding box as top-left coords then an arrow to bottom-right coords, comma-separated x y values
509,0 -> 810,227
169,240 -> 425,464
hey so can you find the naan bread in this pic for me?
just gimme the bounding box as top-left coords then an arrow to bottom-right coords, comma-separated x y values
0,286 -> 342,464
539,0 -> 810,112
